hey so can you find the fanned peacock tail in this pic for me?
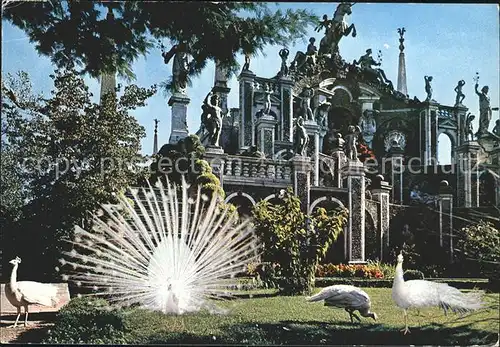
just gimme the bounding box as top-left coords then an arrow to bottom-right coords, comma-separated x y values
61,178 -> 260,314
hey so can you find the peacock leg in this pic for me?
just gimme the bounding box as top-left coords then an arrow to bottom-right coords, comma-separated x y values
400,309 -> 411,335
10,307 -> 21,328
345,308 -> 354,323
24,306 -> 29,326
352,312 -> 362,323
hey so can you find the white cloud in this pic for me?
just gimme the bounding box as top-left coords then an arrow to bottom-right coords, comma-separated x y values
383,43 -> 390,49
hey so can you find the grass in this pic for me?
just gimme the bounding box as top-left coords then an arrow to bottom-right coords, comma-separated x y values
122,288 -> 499,345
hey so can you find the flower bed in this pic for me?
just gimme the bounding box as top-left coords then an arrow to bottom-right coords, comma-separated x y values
315,263 -> 384,279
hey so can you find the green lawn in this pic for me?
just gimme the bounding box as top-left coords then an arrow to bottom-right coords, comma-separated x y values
123,288 -> 499,345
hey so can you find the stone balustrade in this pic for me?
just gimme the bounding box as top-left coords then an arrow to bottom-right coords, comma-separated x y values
223,155 -> 292,182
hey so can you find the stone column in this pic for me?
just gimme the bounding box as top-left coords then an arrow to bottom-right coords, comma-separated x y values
438,180 -> 454,262
456,141 -> 481,207
386,145 -> 404,204
213,61 -> 231,116
455,105 -> 468,146
256,115 -> 278,158
168,93 -> 190,144
330,150 -> 346,188
341,161 -> 366,264
490,146 -> 500,206
292,155 -> 312,213
370,175 -> 392,262
238,70 -> 256,150
279,76 -> 294,142
420,101 -> 439,165
304,120 -> 321,186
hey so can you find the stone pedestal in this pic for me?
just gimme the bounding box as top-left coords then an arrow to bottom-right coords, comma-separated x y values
456,141 -> 481,207
341,160 -> 366,263
204,146 -> 226,184
371,176 -> 392,261
304,120 -> 321,186
256,115 -> 277,158
438,180 -> 454,263
292,155 -> 312,213
279,76 -> 294,142
168,93 -> 190,144
238,70 -> 256,150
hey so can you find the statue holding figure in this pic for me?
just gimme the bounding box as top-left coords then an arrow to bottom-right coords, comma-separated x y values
278,48 -> 290,77
355,49 -> 393,89
294,116 -> 309,156
163,42 -> 193,94
345,125 -> 361,162
201,90 -> 225,147
454,80 -> 466,106
298,86 -> 315,120
475,83 -> 499,135
465,113 -> 475,142
424,76 -> 433,102
318,3 -> 357,56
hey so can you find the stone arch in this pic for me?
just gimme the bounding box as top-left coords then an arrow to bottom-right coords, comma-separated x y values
225,191 -> 257,217
437,131 -> 456,165
309,196 -> 345,214
330,85 -> 354,102
478,169 -> 497,206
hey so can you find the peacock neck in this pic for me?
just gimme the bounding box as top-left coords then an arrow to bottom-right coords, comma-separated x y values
393,262 -> 405,286
10,264 -> 18,288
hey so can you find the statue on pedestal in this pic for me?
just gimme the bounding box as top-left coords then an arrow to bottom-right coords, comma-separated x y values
355,49 -> 393,89
424,75 -> 433,102
201,90 -> 225,147
454,80 -> 466,106
242,54 -> 251,71
492,119 -> 500,147
294,116 -> 309,156
278,48 -> 290,77
475,84 -> 498,135
345,125 -> 361,162
290,37 -> 318,74
298,86 -> 315,120
314,99 -> 331,128
163,42 -> 192,94
262,83 -> 273,116
465,113 -> 475,142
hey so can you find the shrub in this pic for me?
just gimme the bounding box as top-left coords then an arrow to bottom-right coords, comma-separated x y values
404,269 -> 425,280
44,296 -> 128,344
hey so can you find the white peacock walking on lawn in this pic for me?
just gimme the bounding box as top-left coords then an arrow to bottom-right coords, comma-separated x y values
306,284 -> 378,323
61,178 -> 260,314
392,251 -> 484,334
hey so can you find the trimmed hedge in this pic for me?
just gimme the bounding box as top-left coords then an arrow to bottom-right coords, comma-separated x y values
44,296 -> 128,344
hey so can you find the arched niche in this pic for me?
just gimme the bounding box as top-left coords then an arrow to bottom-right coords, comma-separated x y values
437,132 -> 453,165
478,170 -> 497,206
225,192 -> 256,218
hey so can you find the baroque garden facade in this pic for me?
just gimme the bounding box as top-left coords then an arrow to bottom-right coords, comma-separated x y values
157,3 -> 499,265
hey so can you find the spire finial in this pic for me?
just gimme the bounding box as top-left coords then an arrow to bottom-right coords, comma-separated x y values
153,119 -> 159,155
397,27 -> 406,53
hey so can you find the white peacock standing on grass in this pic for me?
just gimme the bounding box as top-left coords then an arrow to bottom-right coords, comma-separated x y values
60,178 -> 260,314
5,257 -> 59,328
306,284 -> 378,323
392,251 -> 484,335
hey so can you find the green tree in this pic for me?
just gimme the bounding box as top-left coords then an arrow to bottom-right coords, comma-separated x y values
455,220 -> 500,278
1,68 -> 156,281
252,188 -> 348,295
3,2 -> 317,90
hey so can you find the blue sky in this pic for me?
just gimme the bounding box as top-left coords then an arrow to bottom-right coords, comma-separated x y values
2,3 -> 499,162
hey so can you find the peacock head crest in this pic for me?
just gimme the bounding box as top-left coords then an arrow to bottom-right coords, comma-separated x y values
9,256 -> 21,265
397,251 -> 404,263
